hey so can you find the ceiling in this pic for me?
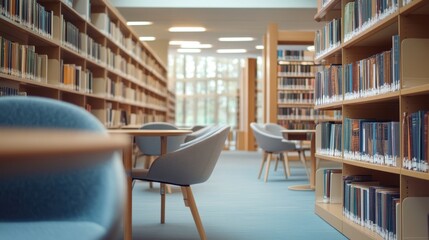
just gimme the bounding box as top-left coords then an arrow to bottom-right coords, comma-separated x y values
110,1 -> 323,57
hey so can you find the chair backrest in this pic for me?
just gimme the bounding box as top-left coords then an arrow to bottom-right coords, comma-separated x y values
135,122 -> 186,156
146,125 -> 230,186
264,123 -> 285,137
183,125 -> 217,143
250,122 -> 296,152
0,96 -> 125,239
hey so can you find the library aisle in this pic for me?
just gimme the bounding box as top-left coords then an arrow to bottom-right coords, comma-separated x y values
131,151 -> 347,240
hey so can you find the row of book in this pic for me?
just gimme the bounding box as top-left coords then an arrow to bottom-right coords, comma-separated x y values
403,111 -> 429,172
343,175 -> 399,240
278,107 -> 317,119
343,0 -> 398,42
91,12 -> 126,50
315,65 -> 342,105
317,122 -> 342,157
344,35 -> 400,100
343,118 -> 400,167
60,62 -> 92,93
61,16 -> 82,52
277,50 -> 314,61
0,86 -> 25,96
277,65 -> 313,76
277,120 -> 316,130
315,18 -> 341,58
0,0 -> 53,38
278,92 -> 314,104
278,77 -> 314,90
320,168 -> 342,203
0,35 -> 48,82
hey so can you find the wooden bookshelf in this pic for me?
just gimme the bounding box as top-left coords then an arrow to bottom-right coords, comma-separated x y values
263,24 -> 321,130
313,1 -> 429,240
0,0 -> 168,128
166,89 -> 176,124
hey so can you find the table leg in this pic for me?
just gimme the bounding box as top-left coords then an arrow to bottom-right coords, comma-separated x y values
288,133 -> 316,191
123,136 -> 133,240
160,136 -> 167,224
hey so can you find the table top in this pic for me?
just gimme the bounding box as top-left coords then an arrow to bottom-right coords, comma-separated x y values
0,128 -> 129,159
108,129 -> 192,136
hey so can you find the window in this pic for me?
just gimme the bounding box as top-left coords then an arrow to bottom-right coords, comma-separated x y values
169,54 -> 243,128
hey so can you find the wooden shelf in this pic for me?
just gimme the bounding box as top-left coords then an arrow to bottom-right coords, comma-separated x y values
342,91 -> 399,105
314,101 -> 343,110
277,88 -> 314,92
343,159 -> 401,174
401,83 -> 429,96
401,169 -> 429,181
314,44 -> 342,62
314,0 -> 341,22
343,12 -> 399,49
277,74 -> 315,78
315,153 -> 343,163
342,217 -> 385,240
277,103 -> 314,108
400,0 -> 429,15
314,202 -> 343,232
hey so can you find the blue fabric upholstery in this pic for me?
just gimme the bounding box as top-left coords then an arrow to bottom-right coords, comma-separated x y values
0,96 -> 125,240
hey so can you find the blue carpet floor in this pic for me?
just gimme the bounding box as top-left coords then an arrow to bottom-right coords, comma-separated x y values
131,151 -> 347,240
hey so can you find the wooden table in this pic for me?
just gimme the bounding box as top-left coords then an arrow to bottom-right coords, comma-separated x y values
108,129 -> 192,240
281,129 -> 316,191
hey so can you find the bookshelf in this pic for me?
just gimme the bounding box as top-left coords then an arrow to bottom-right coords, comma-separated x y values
0,0 -> 168,128
166,89 -> 175,124
314,0 -> 429,240
264,24 -> 323,130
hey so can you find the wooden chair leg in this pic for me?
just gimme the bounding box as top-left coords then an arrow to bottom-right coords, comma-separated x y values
181,186 -> 207,240
160,183 -> 166,223
282,152 -> 290,178
264,153 -> 272,182
274,154 -> 279,171
258,151 -> 267,179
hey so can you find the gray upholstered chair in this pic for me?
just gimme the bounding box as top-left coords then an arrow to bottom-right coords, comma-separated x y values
134,122 -> 186,169
132,125 -> 230,240
250,122 -> 309,182
0,96 -> 125,240
184,125 -> 215,143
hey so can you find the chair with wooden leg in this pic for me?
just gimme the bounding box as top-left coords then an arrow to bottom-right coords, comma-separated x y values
131,126 -> 230,240
250,122 -> 309,182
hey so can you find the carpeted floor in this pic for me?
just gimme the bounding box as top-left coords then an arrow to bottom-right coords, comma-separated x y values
131,150 -> 347,240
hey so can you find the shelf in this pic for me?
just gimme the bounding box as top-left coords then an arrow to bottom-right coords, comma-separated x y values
342,217 -> 385,240
277,103 -> 314,108
314,44 -> 342,62
343,12 -> 399,49
277,74 -> 315,78
401,83 -> 429,96
314,0 -> 341,22
401,169 -> 429,181
314,202 -> 343,232
343,159 -> 401,174
315,153 -> 343,163
277,88 -> 314,92
277,117 -> 317,122
314,101 -> 342,110
342,91 -> 399,105
400,0 -> 429,15
278,59 -> 315,65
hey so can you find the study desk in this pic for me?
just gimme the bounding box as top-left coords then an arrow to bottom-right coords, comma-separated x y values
281,129 -> 316,191
108,129 -> 192,240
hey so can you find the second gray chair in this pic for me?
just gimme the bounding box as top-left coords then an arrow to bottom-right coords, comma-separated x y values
132,125 -> 230,240
250,122 -> 309,182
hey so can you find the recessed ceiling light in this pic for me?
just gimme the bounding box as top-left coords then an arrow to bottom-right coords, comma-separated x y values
256,45 -> 264,50
177,48 -> 202,53
139,36 -> 156,41
169,27 -> 206,32
217,49 -> 247,53
181,43 -> 212,49
127,21 -> 153,26
169,40 -> 200,46
307,45 -> 315,51
218,37 -> 254,42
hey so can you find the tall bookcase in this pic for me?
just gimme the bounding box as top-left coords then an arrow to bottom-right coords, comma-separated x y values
313,0 -> 429,239
0,0 -> 168,128
264,24 -> 317,129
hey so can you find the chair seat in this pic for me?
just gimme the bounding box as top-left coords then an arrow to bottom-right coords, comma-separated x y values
132,168 -> 149,179
0,221 -> 106,240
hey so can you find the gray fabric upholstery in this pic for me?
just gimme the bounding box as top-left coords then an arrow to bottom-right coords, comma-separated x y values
184,125 -> 214,143
180,125 -> 221,148
0,96 -> 125,240
135,122 -> 186,156
264,123 -> 285,137
132,125 -> 230,186
250,123 -> 296,152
